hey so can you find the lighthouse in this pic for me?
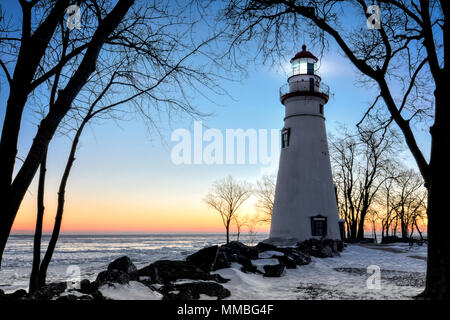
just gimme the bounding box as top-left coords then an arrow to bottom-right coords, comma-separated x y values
268,45 -> 341,244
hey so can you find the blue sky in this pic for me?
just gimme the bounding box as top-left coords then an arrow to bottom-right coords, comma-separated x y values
0,0 -> 431,232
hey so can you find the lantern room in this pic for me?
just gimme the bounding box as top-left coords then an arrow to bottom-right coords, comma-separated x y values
290,44 -> 319,76
280,45 -> 329,103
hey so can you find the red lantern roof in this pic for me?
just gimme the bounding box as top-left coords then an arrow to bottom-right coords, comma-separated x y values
290,45 -> 318,62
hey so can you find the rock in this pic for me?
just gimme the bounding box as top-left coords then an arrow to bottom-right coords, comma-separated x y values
79,279 -> 98,294
297,239 -> 343,258
96,269 -> 130,286
256,242 -> 278,252
240,264 -> 260,274
78,294 -> 94,300
221,241 -> 258,260
337,240 -> 344,252
56,294 -> 78,301
212,251 -> 232,271
0,289 -> 4,299
186,245 -> 219,272
235,254 -> 253,268
237,254 -> 260,273
263,264 -> 285,277
138,260 -> 229,284
319,245 -> 333,258
296,241 -> 312,254
32,282 -> 67,300
4,289 -> 29,300
286,248 -> 311,265
258,250 -> 284,259
91,290 -> 105,300
275,255 -> 297,269
162,281 -> 231,300
108,256 -> 137,275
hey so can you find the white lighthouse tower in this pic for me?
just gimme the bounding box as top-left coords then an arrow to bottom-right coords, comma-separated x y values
268,45 -> 341,244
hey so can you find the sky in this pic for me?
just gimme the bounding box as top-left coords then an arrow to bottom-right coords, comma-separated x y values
0,0 -> 431,234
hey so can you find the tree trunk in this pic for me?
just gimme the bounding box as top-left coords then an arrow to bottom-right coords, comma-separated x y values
414,219 -> 424,241
37,119 -> 86,288
356,205 -> 369,241
226,222 -> 230,244
420,82 -> 450,299
0,0 -> 135,267
29,147 -> 47,293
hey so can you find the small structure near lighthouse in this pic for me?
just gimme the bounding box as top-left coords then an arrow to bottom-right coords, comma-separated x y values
268,45 -> 341,244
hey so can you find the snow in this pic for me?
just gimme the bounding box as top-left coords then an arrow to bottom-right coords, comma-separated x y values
2,233 -> 427,299
79,244 -> 428,300
258,251 -> 285,259
212,244 -> 426,300
199,294 -> 218,300
99,281 -> 163,300
250,259 -> 280,273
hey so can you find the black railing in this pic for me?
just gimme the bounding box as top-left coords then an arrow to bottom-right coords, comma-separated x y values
280,81 -> 330,99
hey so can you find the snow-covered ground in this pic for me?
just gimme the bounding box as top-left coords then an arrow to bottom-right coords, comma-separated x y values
98,243 -> 426,300
1,234 -> 427,299
211,243 -> 426,300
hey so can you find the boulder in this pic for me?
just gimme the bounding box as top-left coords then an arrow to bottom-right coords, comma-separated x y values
186,245 -> 219,272
79,279 -> 99,294
161,281 -> 231,300
263,264 -> 285,277
255,242 -> 278,252
107,256 -> 137,275
3,289 -> 29,300
337,240 -> 345,252
221,241 -> 258,260
319,245 -> 333,258
31,282 -> 67,300
275,255 -> 297,269
138,260 -> 229,284
237,254 -> 260,274
55,294 -> 78,301
258,250 -> 284,259
96,269 -> 130,286
297,239 -> 343,258
286,248 -> 311,265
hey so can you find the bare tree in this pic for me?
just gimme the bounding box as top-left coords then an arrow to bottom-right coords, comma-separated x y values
24,6 -> 227,289
0,0 -> 228,267
378,165 -> 401,239
254,174 -> 276,223
330,126 -> 398,241
204,176 -> 252,244
223,0 -> 448,299
392,169 -> 427,240
0,0 -> 135,266
367,208 -> 379,243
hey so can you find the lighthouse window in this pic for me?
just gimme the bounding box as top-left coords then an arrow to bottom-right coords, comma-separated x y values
307,63 -> 315,75
309,78 -> 314,91
281,128 -> 290,148
320,104 -> 324,115
311,215 -> 327,237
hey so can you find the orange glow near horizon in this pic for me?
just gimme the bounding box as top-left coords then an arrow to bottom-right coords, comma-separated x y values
11,189 -> 270,234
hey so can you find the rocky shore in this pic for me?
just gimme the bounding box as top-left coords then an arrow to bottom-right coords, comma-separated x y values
0,238 -> 344,301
